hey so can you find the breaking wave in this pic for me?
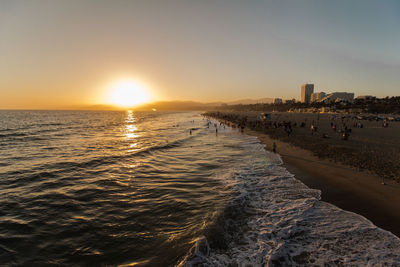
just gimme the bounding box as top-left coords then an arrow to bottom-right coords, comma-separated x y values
178,139 -> 400,266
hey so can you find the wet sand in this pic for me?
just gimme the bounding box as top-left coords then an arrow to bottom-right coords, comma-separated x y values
206,111 -> 400,237
249,129 -> 400,237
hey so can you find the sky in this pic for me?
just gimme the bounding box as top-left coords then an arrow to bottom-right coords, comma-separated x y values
1,0 -> 400,109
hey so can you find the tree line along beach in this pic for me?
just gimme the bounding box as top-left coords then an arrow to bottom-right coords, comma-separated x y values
203,110 -> 400,237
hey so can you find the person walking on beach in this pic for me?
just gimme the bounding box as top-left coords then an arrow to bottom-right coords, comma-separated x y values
311,124 -> 315,135
273,142 -> 277,153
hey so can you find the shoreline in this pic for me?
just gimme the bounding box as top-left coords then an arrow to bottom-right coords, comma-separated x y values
245,128 -> 400,237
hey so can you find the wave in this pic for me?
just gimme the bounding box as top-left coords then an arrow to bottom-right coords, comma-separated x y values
0,123 -> 111,141
178,145 -> 400,266
0,122 -> 64,133
0,133 -> 48,142
1,134 -> 196,187
0,132 -> 28,138
3,111 -> 399,266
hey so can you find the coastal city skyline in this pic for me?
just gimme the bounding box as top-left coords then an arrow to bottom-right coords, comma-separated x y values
1,0 -> 400,109
2,1 -> 400,265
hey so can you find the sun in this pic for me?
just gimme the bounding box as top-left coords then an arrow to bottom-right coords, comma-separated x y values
107,79 -> 150,107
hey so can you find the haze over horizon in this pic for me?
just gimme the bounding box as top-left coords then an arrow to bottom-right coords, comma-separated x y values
1,0 -> 400,109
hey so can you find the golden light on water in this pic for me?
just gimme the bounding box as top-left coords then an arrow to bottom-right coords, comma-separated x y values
125,110 -> 139,152
107,79 -> 150,107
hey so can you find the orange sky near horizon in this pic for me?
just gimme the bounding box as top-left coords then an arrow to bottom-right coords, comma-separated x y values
1,1 -> 400,109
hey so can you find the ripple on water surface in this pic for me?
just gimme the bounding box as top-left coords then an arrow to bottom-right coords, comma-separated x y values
1,110 -> 400,266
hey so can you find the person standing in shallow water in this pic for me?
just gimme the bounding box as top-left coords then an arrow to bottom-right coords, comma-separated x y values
273,142 -> 277,153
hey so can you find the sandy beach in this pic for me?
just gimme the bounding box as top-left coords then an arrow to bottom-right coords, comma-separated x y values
206,111 -> 400,237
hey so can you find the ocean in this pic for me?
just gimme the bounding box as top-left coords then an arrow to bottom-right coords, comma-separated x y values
0,110 -> 399,266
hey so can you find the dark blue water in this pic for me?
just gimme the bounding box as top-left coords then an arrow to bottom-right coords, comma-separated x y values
1,110 -> 399,266
0,110 -> 259,266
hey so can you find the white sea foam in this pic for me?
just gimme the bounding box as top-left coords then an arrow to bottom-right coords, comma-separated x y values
180,137 -> 400,266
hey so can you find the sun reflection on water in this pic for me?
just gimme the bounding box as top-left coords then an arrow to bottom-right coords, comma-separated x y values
125,111 -> 139,150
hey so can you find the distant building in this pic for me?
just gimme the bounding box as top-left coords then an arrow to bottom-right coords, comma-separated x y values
301,84 -> 314,103
310,92 -> 326,103
274,98 -> 283,104
285,99 -> 296,104
356,95 -> 374,101
320,92 -> 354,103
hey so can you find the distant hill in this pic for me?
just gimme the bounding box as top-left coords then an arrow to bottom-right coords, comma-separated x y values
134,98 -> 275,111
134,101 -> 215,111
66,98 -> 276,111
226,98 -> 274,105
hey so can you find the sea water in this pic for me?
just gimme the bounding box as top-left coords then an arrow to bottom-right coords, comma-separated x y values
0,110 -> 399,266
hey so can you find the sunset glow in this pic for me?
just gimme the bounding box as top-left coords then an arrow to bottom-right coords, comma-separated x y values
107,79 -> 150,107
2,1 -> 400,266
